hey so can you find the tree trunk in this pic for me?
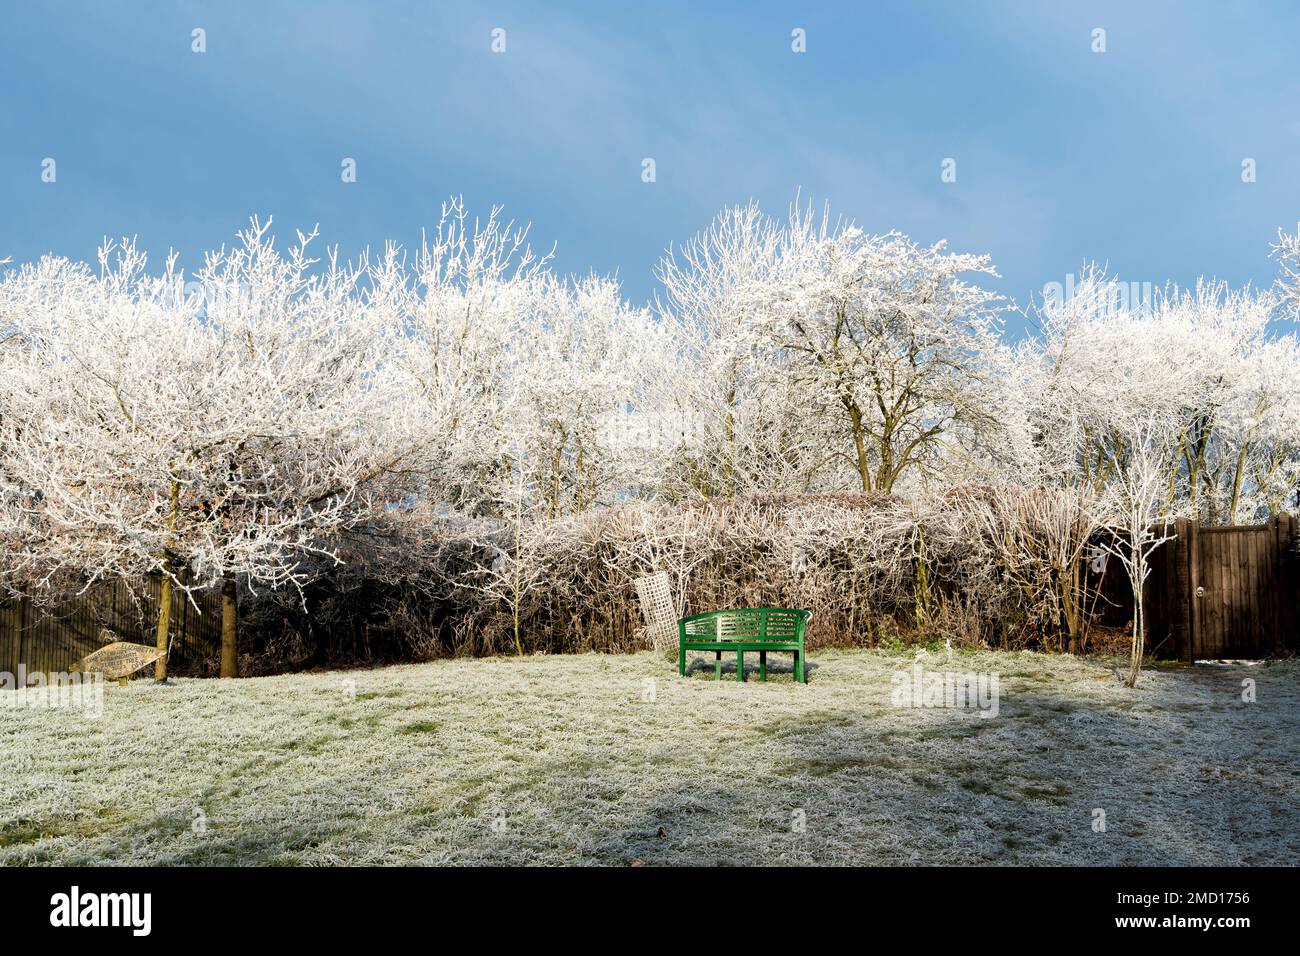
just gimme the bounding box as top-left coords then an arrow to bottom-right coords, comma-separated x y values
1063,555 -> 1081,654
154,566 -> 173,682
154,477 -> 180,682
1228,442 -> 1251,524
847,402 -> 871,492
1126,533 -> 1145,688
513,487 -> 524,657
913,526 -> 931,631
220,572 -> 238,678
1126,592 -> 1144,688
722,384 -> 738,497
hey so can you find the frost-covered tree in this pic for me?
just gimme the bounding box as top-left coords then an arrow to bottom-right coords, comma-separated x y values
510,275 -> 664,515
1271,226 -> 1300,315
399,198 -> 551,516
0,245 -> 194,613
402,199 -> 665,518
0,224 -> 419,678
755,200 -> 1008,493
1097,412 -> 1180,687
659,198 -> 1008,496
185,221 -> 423,676
1020,265 -> 1296,523
656,201 -> 822,497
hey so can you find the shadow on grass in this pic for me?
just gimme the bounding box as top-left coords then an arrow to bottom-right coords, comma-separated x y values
682,654 -> 819,682
75,663 -> 1300,866
588,678 -> 1299,866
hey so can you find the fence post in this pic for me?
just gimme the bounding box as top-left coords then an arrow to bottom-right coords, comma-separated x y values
1186,518 -> 1199,664
1277,513 -> 1295,654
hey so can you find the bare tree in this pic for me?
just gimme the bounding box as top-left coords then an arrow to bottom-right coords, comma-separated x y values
1098,413 -> 1179,686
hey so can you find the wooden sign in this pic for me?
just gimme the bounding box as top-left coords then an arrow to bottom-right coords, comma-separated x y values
72,642 -> 162,680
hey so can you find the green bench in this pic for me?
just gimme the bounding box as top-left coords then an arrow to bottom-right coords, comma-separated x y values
677,607 -> 812,683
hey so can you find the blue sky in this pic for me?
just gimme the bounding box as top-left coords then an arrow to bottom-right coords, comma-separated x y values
2,1 -> 1298,336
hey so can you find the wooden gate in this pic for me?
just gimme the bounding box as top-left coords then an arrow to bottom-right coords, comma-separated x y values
1095,514 -> 1297,660
1188,516 -> 1296,660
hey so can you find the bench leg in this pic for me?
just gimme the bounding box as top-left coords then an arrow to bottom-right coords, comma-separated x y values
793,649 -> 804,684
714,650 -> 722,681
759,650 -> 767,682
736,649 -> 745,682
678,643 -> 686,678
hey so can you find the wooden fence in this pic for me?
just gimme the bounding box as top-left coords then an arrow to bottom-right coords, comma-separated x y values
1096,513 -> 1298,660
0,576 -> 220,675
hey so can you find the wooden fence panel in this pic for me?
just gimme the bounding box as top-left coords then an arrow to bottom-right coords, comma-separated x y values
1278,514 -> 1297,652
0,576 -> 220,675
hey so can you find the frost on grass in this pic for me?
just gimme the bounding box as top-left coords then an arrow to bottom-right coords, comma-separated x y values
0,650 -> 1296,866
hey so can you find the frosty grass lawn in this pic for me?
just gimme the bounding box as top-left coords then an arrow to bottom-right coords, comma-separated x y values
2,648 -> 1297,866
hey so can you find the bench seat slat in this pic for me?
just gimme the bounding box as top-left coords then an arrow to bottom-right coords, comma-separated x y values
682,640 -> 801,651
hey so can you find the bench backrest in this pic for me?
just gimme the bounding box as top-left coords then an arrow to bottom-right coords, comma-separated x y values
679,607 -> 811,642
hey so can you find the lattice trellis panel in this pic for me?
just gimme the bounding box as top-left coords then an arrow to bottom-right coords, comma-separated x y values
634,571 -> 678,659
